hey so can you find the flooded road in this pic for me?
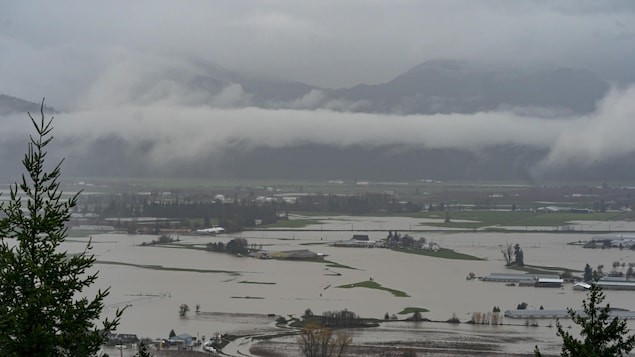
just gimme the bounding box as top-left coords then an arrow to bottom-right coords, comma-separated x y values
65,215 -> 635,355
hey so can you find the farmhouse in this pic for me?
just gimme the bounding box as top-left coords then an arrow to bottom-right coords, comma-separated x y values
333,234 -> 376,247
105,333 -> 139,346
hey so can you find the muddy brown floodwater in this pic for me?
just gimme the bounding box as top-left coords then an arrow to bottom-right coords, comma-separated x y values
66,216 -> 635,356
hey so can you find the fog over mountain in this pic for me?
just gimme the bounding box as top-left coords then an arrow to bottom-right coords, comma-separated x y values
2,1 -> 635,182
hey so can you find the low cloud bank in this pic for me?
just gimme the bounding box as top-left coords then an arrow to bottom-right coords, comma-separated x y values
2,85 -> 634,179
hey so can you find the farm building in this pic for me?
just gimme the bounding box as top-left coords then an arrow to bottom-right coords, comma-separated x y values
482,273 -> 560,284
574,279 -> 635,291
333,234 -> 376,247
535,278 -> 564,288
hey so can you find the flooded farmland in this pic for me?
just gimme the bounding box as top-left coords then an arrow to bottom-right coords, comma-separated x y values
72,215 -> 635,356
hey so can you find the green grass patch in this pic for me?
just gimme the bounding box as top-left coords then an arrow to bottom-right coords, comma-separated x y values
322,259 -> 356,269
288,257 -> 355,269
146,242 -> 208,251
267,256 -> 356,270
398,307 -> 429,315
506,264 -> 581,275
289,315 -> 381,328
523,264 -> 582,273
391,247 -> 484,261
337,280 -> 409,297
239,281 -> 276,285
96,260 -> 241,275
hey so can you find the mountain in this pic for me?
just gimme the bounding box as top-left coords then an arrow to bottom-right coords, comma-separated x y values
1,60 -> 610,116
0,60 -> 625,182
333,59 -> 610,115
104,61 -> 316,108
95,59 -> 610,115
0,94 -> 55,116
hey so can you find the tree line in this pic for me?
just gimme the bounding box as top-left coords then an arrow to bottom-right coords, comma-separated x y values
206,238 -> 255,256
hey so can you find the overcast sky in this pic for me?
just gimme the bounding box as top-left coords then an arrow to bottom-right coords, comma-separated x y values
2,1 -> 635,107
2,1 -> 635,177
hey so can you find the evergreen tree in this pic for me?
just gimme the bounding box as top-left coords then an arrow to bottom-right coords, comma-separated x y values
178,304 -> 190,317
513,243 -> 524,266
134,341 -> 153,357
0,101 -> 122,356
535,284 -> 635,356
584,263 -> 593,282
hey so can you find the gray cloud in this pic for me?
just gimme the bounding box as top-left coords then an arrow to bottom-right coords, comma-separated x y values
2,0 -> 635,107
2,1 -> 635,179
1,84 -> 630,174
536,86 -> 635,171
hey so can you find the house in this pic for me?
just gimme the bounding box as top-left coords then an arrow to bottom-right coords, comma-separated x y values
169,333 -> 194,347
333,234 -> 376,247
421,242 -> 440,252
106,333 -> 139,346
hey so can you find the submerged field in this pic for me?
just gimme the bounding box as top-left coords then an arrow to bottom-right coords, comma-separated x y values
59,178 -> 635,355
65,213 -> 635,356
256,210 -> 625,231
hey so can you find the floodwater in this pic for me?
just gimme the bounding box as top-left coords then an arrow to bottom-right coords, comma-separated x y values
64,215 -> 635,356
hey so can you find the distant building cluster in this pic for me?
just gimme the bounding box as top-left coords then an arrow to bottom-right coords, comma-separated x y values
331,233 -> 441,251
586,233 -> 635,249
333,234 -> 377,248
482,273 -> 563,288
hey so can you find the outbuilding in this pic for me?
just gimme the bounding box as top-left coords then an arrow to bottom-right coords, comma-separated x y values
535,278 -> 564,288
169,333 -> 194,347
